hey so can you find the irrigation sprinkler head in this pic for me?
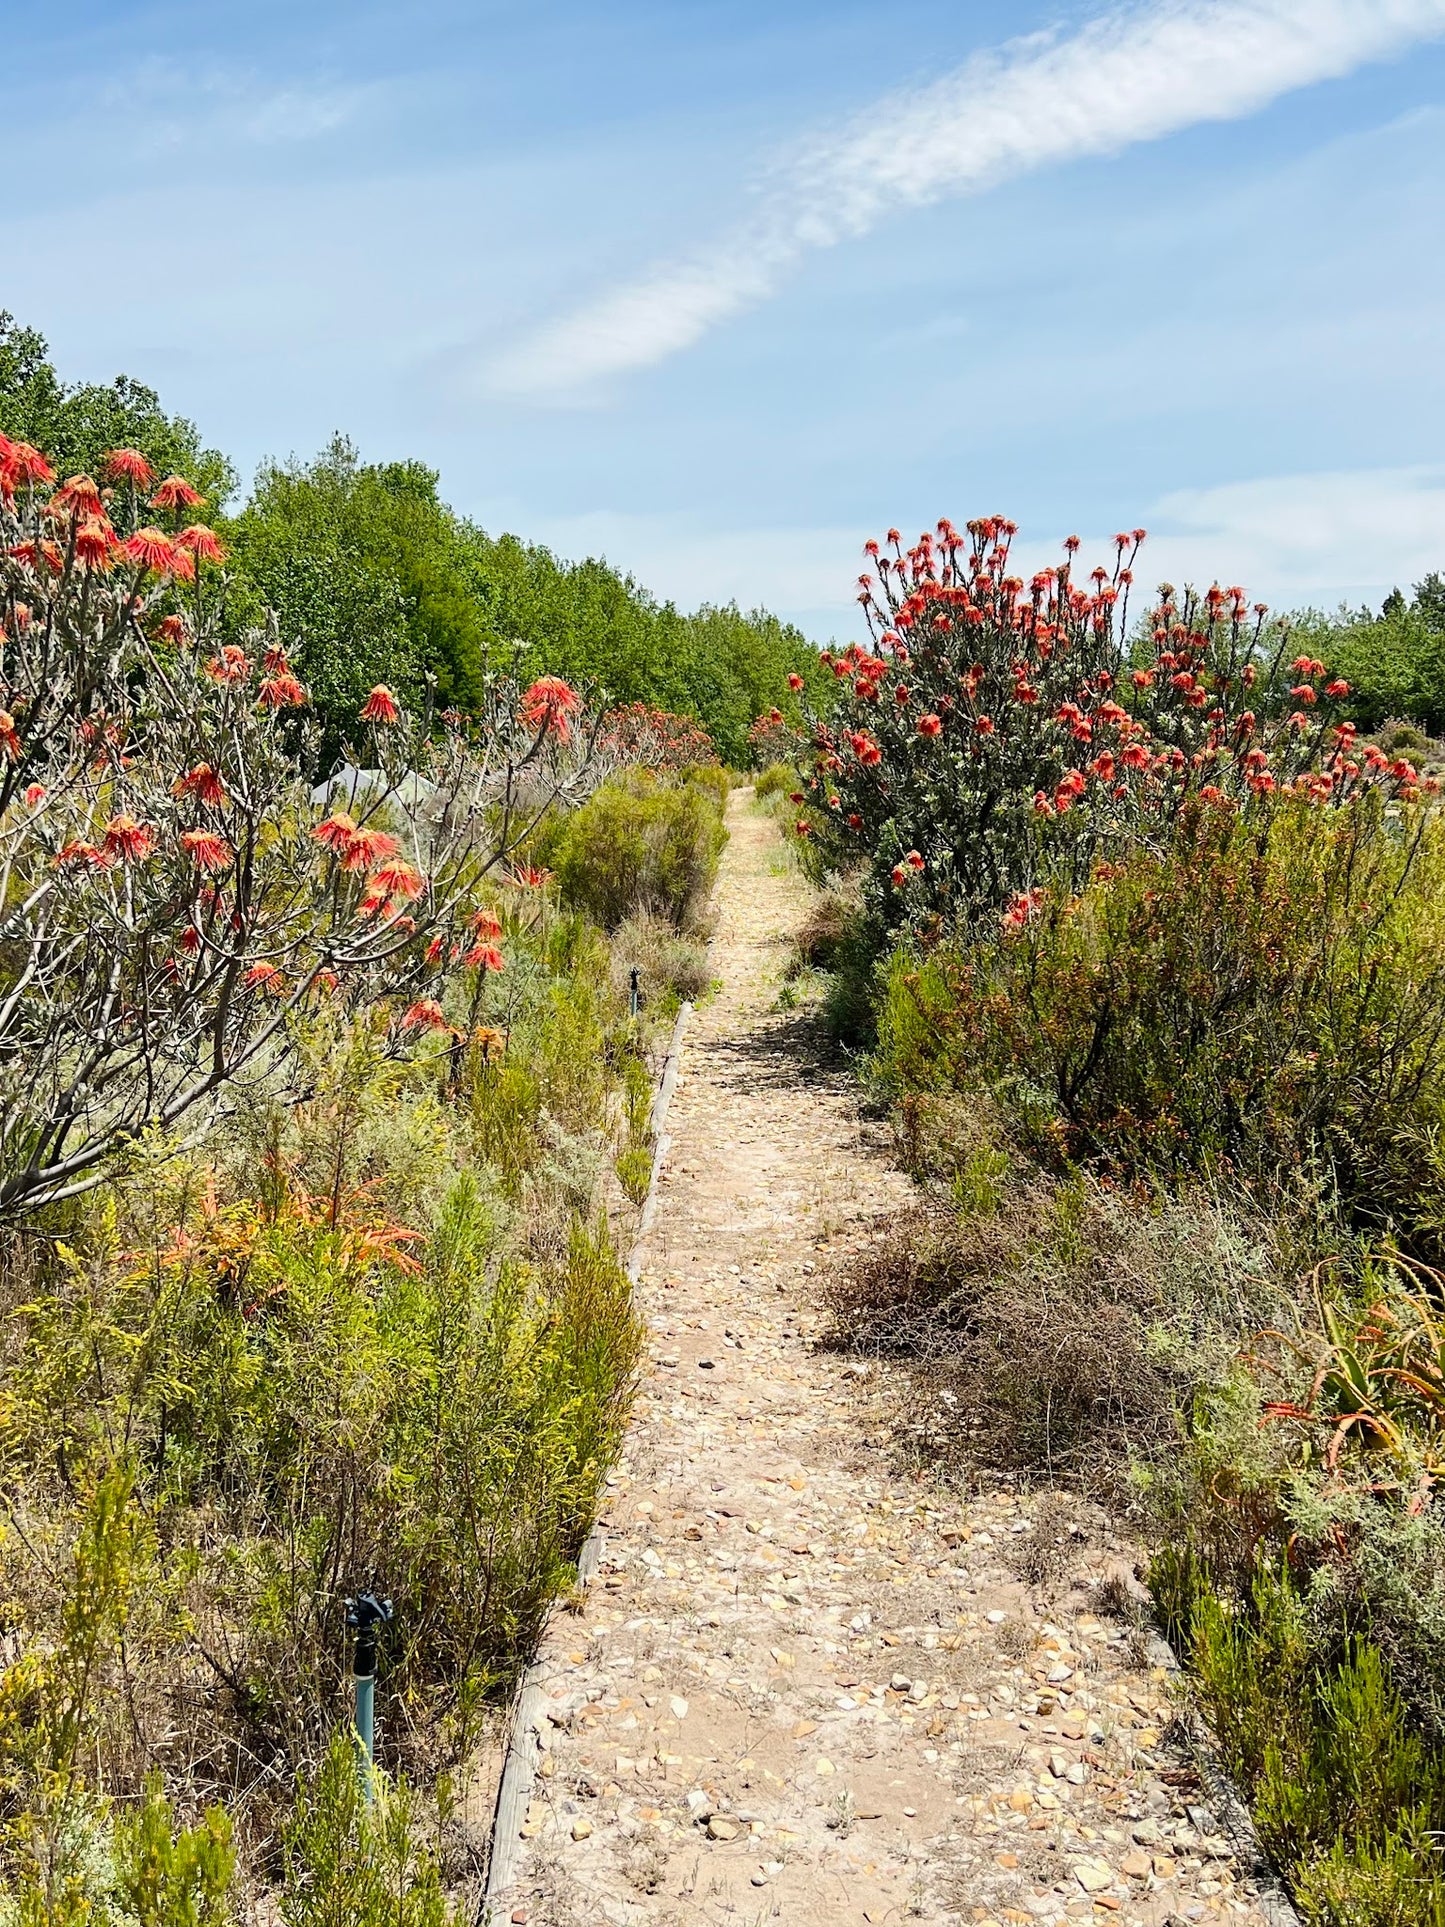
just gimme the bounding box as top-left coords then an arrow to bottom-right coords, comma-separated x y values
345,1592 -> 394,1678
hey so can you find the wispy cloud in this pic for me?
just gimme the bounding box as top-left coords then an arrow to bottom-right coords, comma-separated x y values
486,0 -> 1445,398
99,57 -> 372,152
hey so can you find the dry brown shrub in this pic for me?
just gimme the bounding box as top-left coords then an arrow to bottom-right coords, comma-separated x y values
791,891 -> 852,972
823,1175 -> 1272,1498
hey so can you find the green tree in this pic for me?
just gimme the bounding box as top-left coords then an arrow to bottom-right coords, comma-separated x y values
0,311 -> 235,503
226,437 -> 489,754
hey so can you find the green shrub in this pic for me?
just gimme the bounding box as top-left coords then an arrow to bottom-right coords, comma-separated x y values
282,1736 -> 449,1927
1154,1548 -> 1445,1927
609,912 -> 713,1009
550,771 -> 725,930
753,762 -> 793,801
873,800 -> 1445,1249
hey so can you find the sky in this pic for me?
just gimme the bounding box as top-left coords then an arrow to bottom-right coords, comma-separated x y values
8,0 -> 1445,641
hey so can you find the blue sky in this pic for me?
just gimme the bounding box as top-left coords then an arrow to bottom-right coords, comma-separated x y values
9,0 -> 1445,640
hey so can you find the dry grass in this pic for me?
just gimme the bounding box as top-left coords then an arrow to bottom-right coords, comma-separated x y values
822,1173 -> 1277,1501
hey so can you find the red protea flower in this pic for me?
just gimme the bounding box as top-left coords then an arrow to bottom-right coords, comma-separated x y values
123,527 -> 179,574
462,943 -> 505,972
104,448 -> 153,487
401,998 -> 449,1031
73,517 -> 117,572
150,474 -> 204,511
369,859 -> 425,903
917,713 -> 942,738
1325,679 -> 1350,699
24,783 -> 45,809
0,711 -> 21,762
906,849 -> 924,870
243,961 -> 285,991
891,862 -> 908,886
174,523 -> 226,564
102,813 -> 154,863
182,828 -> 234,872
206,645 -> 252,684
174,764 -> 228,807
360,685 -> 401,725
55,840 -> 108,869
974,715 -> 995,735
258,671 -> 307,710
5,441 -> 54,487
470,908 -> 504,939
179,925 -> 202,956
342,827 -> 399,873
507,864 -> 551,889
520,675 -> 581,741
53,474 -> 104,519
311,809 -> 357,853
155,613 -> 189,646
787,672 -> 804,691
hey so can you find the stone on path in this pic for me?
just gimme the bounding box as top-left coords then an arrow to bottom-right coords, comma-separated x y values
492,792 -> 1277,1927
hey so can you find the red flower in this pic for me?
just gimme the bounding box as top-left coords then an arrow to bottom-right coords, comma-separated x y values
847,812 -> 862,829
156,613 -> 189,646
55,840 -> 108,870
24,783 -> 45,809
341,826 -> 399,874
470,908 -> 504,939
243,961 -> 285,991
0,711 -> 21,762
906,849 -> 924,870
182,828 -> 233,872
917,713 -> 942,738
149,474 -> 204,511
401,998 -> 450,1032
104,448 -> 153,487
787,672 -> 804,691
520,675 -> 581,741
174,523 -> 226,564
462,943 -> 505,972
74,518 -> 117,572
507,864 -> 551,889
360,685 -> 401,725
54,474 -> 104,519
369,859 -> 425,903
174,764 -> 228,807
102,813 -> 154,863
1325,679 -> 1350,699
258,671 -> 307,710
123,527 -> 179,574
311,809 -> 357,853
795,819 -> 812,837
206,646 -> 251,684
974,716 -> 995,735
3,440 -> 54,487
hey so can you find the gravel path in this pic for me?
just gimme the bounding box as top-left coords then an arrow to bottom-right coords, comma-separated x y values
492,794 -> 1277,1927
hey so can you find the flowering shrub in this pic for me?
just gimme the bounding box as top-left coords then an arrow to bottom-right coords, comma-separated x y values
0,435 -> 597,1213
780,517 -> 1428,923
598,701 -> 718,772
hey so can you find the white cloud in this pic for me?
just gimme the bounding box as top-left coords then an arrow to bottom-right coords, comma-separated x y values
486,0 -> 1445,398
1110,465 -> 1445,607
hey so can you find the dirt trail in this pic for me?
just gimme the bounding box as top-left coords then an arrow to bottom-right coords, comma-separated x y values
493,793 -> 1276,1927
